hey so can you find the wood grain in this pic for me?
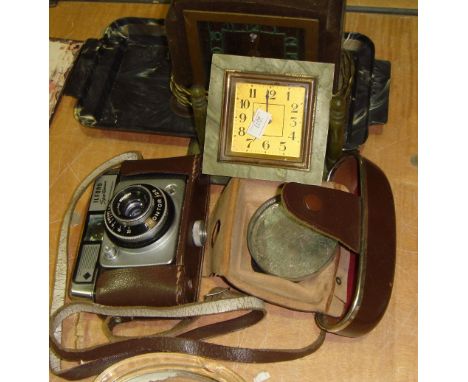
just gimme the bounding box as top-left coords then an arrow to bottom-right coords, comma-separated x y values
49,3 -> 417,381
347,0 -> 417,10
49,2 -> 169,40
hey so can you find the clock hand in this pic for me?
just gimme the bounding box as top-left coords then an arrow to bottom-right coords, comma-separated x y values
265,90 -> 272,124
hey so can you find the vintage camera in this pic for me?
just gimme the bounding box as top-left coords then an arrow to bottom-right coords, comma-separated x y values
70,156 -> 209,306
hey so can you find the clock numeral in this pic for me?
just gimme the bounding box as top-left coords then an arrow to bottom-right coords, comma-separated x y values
209,31 -> 222,42
249,88 -> 257,98
279,141 -> 287,151
262,140 -> 270,151
268,89 -> 277,100
239,113 -> 247,123
246,138 -> 255,148
240,99 -> 250,109
288,131 -> 296,141
291,103 -> 299,113
285,36 -> 299,60
238,127 -> 246,136
287,90 -> 290,101
285,36 -> 299,49
290,116 -> 298,127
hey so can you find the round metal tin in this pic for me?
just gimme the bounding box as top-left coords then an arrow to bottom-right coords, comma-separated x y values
247,196 -> 338,281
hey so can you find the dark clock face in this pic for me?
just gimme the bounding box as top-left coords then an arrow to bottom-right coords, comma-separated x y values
198,22 -> 306,80
182,10 -> 319,88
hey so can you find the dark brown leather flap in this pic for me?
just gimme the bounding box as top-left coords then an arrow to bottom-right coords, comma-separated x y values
281,183 -> 361,253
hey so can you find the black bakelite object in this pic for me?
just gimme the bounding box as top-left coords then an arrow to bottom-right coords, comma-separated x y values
343,32 -> 391,149
64,17 -> 196,137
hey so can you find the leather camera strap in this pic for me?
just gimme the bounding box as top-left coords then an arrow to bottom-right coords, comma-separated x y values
50,295 -> 325,380
49,152 -> 144,377
49,152 -> 326,380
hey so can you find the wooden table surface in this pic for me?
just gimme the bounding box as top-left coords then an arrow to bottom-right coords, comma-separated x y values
49,2 -> 417,381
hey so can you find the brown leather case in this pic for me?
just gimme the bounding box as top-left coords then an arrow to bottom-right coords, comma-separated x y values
95,155 -> 211,307
205,153 -> 396,336
283,154 -> 396,336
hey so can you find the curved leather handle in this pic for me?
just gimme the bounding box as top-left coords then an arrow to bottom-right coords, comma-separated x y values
283,153 -> 396,337
315,154 -> 396,337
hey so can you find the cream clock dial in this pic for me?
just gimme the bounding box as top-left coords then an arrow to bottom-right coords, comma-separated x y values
230,81 -> 306,159
219,72 -> 316,169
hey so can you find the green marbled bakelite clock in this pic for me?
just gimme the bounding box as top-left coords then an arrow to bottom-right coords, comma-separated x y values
203,54 -> 334,185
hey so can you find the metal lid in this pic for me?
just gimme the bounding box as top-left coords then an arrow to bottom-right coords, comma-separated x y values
247,196 -> 338,281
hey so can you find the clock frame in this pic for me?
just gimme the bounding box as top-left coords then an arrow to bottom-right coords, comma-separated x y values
203,54 -> 334,185
218,71 -> 316,169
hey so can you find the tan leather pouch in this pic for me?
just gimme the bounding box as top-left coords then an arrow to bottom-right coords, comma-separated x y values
203,178 -> 350,317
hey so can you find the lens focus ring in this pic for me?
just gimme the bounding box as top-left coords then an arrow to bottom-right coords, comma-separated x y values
104,184 -> 170,247
110,185 -> 154,225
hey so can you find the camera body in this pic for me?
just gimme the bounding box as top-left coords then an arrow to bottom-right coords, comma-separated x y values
70,156 -> 210,306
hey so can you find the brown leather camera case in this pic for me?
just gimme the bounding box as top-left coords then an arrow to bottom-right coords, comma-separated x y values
94,155 -> 211,307
204,153 -> 396,337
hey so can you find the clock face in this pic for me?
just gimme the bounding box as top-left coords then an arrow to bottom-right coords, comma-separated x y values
219,72 -> 316,169
230,81 -> 306,159
197,21 -> 309,88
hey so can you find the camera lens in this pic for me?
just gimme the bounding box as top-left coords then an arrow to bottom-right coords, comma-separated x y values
104,184 -> 172,248
113,186 -> 152,222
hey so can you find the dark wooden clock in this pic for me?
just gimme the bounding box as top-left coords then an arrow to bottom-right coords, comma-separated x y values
165,0 -> 345,95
